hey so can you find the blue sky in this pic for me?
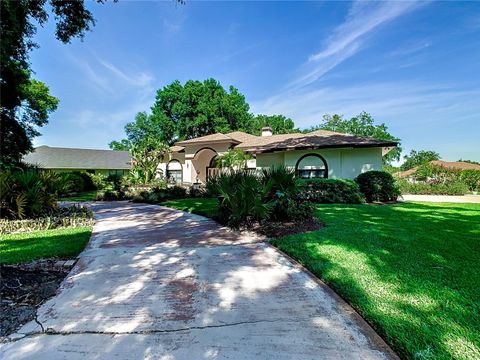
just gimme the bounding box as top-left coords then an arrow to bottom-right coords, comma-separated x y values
30,1 -> 480,162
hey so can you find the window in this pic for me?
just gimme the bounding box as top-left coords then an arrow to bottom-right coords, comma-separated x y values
295,154 -> 328,179
166,160 -> 183,183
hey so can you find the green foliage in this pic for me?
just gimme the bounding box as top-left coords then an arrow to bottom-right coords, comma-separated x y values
130,185 -> 188,203
0,0 -> 107,167
111,79 -> 254,146
401,163 -> 479,194
382,165 -> 400,174
0,205 -> 94,235
459,169 -> 480,192
298,179 -> 365,204
130,141 -> 170,184
109,139 -> 131,151
214,171 -> 273,228
250,114 -> 298,135
400,149 -> 440,171
307,112 -> 401,163
88,173 -> 109,190
355,171 -> 400,202
397,178 -> 470,195
214,149 -> 252,168
272,202 -> 480,359
0,170 -> 71,219
207,167 -> 314,227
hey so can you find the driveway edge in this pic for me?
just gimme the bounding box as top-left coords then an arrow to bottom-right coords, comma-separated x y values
266,243 -> 400,360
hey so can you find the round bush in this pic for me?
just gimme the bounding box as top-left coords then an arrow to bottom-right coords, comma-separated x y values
355,171 -> 400,202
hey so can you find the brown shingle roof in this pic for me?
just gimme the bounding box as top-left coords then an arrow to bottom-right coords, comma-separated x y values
23,146 -> 131,170
174,129 -> 397,153
175,133 -> 239,146
395,160 -> 480,178
430,160 -> 480,170
236,131 -> 397,153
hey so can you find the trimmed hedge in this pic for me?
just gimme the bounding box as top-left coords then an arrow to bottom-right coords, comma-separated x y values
298,179 -> 365,204
396,179 -> 469,195
355,171 -> 400,202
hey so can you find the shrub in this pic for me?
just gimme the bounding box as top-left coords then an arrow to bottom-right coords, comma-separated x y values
459,170 -> 480,192
298,178 -> 365,204
63,172 -> 85,193
89,173 -> 109,190
95,190 -> 124,201
397,178 -> 469,195
0,170 -> 71,219
355,171 -> 400,202
0,205 -> 94,234
213,171 -> 273,228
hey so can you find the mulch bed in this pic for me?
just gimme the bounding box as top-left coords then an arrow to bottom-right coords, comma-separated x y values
0,260 -> 74,338
253,218 -> 324,238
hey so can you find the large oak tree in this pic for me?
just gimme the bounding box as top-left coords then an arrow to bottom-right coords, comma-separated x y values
110,79 -> 297,148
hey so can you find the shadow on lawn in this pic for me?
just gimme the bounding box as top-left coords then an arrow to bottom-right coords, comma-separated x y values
272,202 -> 480,360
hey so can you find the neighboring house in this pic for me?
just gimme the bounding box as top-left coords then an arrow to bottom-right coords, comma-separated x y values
394,160 -> 480,179
159,127 -> 397,184
23,146 -> 131,175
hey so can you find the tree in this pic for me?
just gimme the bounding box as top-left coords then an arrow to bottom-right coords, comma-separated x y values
250,114 -> 297,135
150,79 -> 253,144
109,139 -> 132,151
400,150 -> 441,171
307,112 -> 402,163
130,140 -> 170,185
0,0 -> 110,168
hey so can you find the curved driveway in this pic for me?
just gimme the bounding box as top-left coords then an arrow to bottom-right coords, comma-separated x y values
2,202 -> 397,359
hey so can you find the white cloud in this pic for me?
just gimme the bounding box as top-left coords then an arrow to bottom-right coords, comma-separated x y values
291,0 -> 424,88
98,59 -> 154,88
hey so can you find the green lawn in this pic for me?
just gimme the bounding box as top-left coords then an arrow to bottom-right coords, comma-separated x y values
60,190 -> 97,202
160,197 -> 219,218
272,202 -> 480,360
0,226 -> 92,264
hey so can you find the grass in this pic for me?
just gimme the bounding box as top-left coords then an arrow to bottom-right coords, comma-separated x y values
60,190 -> 97,202
160,197 -> 219,218
271,202 -> 480,360
0,226 -> 92,264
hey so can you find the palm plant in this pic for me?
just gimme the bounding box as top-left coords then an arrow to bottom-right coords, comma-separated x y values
0,170 -> 69,219
213,171 -> 273,228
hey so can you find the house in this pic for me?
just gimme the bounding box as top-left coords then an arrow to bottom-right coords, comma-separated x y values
394,160 -> 480,179
158,127 -> 397,184
23,146 -> 131,176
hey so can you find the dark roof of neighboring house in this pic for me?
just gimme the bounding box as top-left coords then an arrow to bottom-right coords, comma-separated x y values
394,160 -> 480,178
23,146 -> 131,170
173,130 -> 398,154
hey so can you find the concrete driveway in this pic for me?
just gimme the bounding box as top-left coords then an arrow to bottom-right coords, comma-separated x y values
1,202 -> 397,360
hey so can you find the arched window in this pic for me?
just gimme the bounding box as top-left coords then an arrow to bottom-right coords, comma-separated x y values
295,154 -> 328,179
166,160 -> 183,183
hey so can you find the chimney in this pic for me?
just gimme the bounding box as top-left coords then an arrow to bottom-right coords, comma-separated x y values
261,126 -> 273,137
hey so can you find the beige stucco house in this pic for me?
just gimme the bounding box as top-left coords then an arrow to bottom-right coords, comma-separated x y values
159,127 -> 397,184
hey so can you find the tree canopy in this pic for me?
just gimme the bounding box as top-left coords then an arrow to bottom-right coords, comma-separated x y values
110,79 -> 297,148
307,112 -> 402,163
0,0 -> 108,168
250,114 -> 297,135
400,150 -> 441,171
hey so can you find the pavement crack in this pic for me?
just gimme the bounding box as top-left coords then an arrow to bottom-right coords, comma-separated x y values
33,315 -> 45,333
5,319 -> 283,342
